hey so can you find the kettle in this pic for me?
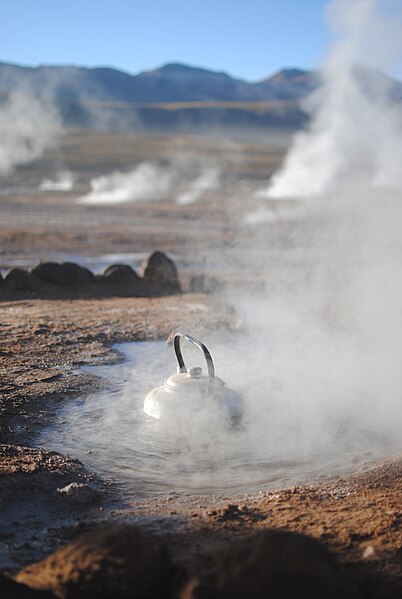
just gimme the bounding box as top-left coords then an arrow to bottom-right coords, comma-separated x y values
143,332 -> 242,424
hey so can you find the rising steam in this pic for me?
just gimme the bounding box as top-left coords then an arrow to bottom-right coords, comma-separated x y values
39,170 -> 76,191
264,0 -> 402,199
41,0 -> 402,493
78,159 -> 221,205
176,167 -> 220,205
78,162 -> 173,204
0,92 -> 61,175
234,0 -> 402,467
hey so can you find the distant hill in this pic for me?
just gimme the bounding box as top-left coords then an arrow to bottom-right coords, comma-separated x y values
0,61 -> 400,131
0,61 -> 320,102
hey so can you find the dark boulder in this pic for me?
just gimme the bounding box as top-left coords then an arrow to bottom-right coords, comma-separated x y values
100,264 -> 142,287
62,262 -> 94,287
5,268 -> 34,292
182,530 -> 359,599
140,251 -> 181,295
0,270 -> 4,288
31,262 -> 70,287
31,262 -> 94,288
189,274 -> 221,294
16,524 -> 179,599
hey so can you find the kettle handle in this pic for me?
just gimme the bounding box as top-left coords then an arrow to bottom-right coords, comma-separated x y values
173,333 -> 215,397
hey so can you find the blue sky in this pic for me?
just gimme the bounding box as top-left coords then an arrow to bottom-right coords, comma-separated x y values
2,1 -> 402,80
2,0 -> 331,80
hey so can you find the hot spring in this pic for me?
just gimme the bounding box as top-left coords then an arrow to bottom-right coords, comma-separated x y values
39,326 -> 402,498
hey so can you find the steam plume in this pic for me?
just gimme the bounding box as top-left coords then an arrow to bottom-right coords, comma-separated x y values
78,162 -> 173,204
176,167 -> 220,205
78,160 -> 222,205
234,0 -> 402,465
39,170 -> 76,191
0,92 -> 61,175
264,0 -> 402,199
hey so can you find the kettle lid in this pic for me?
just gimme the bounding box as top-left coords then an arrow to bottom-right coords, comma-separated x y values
165,365 -> 225,393
171,333 -> 218,397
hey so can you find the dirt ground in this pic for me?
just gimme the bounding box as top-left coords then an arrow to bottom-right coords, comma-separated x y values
1,295 -> 401,598
1,130 -> 401,597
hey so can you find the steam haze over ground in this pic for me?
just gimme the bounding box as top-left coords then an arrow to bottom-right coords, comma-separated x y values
78,160 -> 222,206
41,0 -> 402,492
225,0 -> 402,480
39,170 -> 75,191
3,0 -> 402,491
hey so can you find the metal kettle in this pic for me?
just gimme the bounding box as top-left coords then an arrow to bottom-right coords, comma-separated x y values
143,332 -> 242,424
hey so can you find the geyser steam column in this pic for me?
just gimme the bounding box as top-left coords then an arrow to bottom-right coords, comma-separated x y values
236,0 -> 402,465
265,0 -> 402,199
0,92 -> 61,175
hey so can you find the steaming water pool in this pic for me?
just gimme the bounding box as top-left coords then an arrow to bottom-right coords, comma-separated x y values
39,339 -> 402,498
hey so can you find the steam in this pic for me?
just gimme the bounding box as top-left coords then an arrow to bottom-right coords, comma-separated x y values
78,160 -> 221,205
263,0 -> 402,199
41,0 -> 402,493
0,92 -> 61,175
176,167 -> 220,205
39,170 -> 75,191
233,0 -> 402,465
78,162 -> 172,204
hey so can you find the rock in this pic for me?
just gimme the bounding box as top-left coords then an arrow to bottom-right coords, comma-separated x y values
31,262 -> 94,288
100,264 -> 142,287
56,482 -> 101,503
31,262 -> 71,287
0,270 -> 4,288
0,572 -> 53,598
5,268 -> 34,292
140,251 -> 181,295
189,274 -> 221,294
62,262 -> 95,287
181,530 -> 359,599
16,524 -> 179,599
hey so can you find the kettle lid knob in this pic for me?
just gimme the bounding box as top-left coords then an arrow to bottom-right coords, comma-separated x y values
187,366 -> 202,378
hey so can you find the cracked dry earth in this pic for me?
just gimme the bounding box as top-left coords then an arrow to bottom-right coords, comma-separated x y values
0,295 -> 401,598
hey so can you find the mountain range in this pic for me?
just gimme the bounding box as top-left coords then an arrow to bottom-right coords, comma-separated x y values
0,61 -> 400,130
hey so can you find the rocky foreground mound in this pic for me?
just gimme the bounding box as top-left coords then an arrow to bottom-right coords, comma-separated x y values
4,526 -> 359,599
